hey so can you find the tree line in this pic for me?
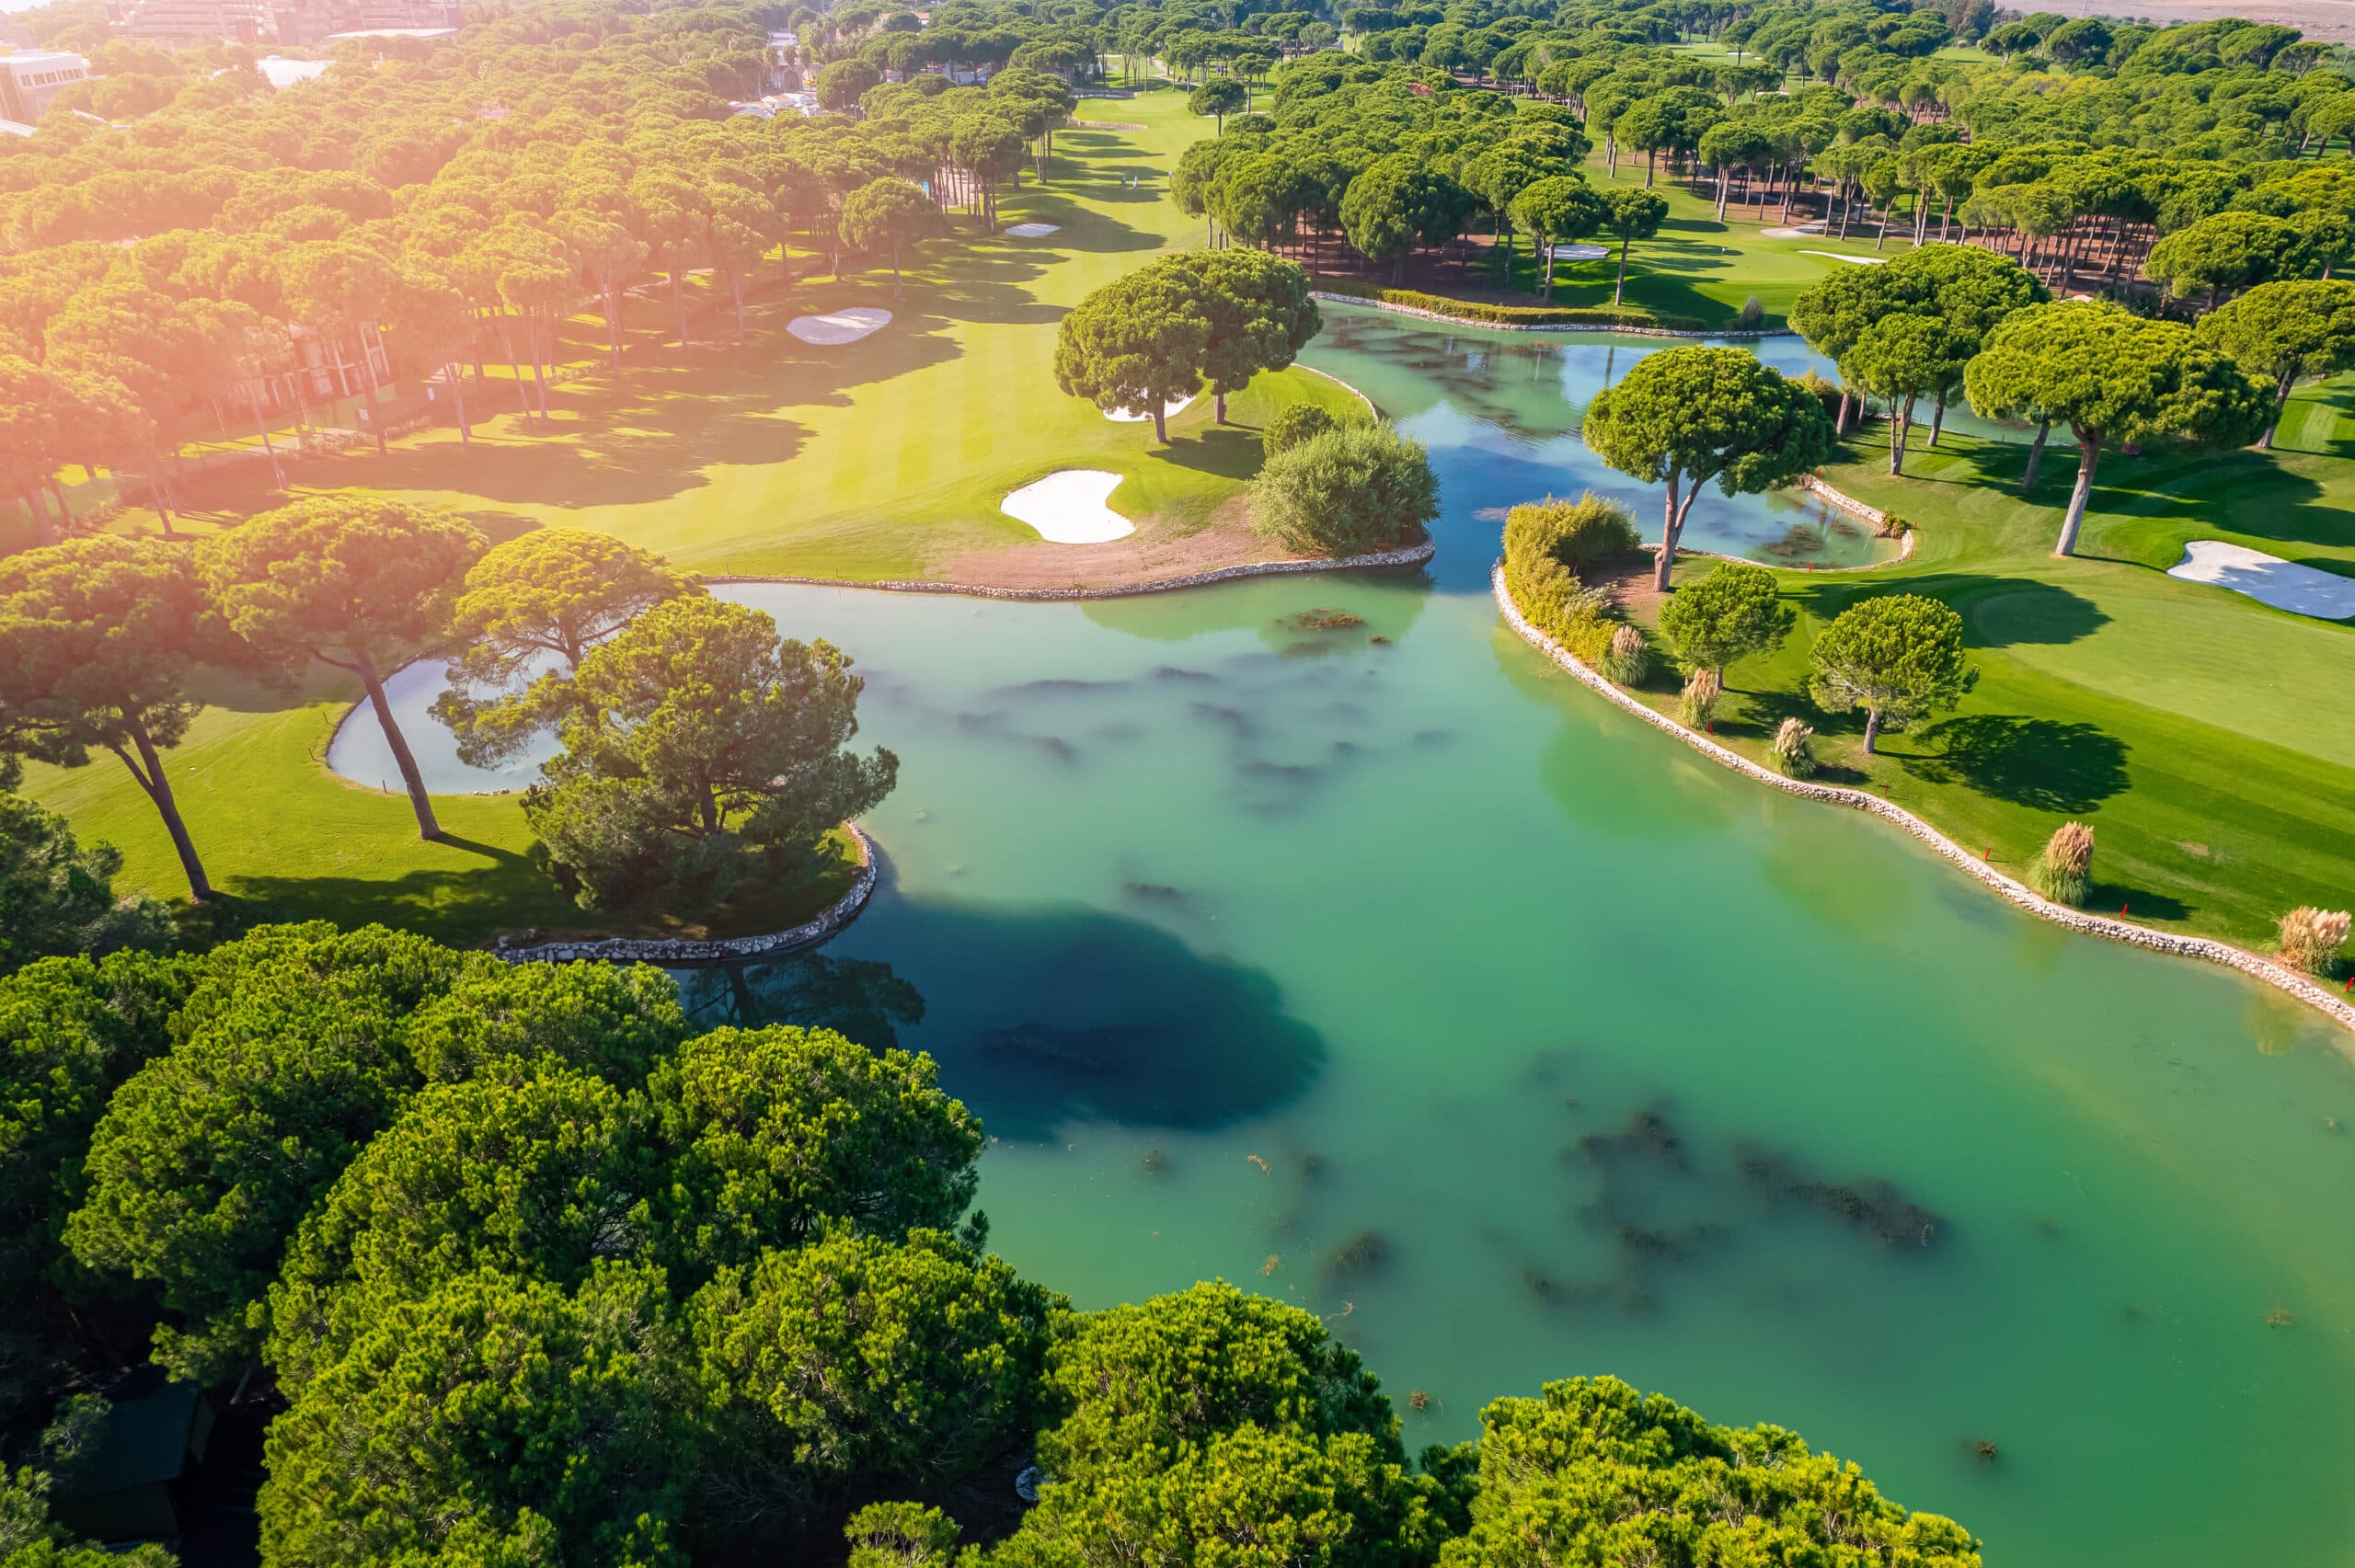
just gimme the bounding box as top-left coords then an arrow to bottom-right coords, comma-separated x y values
0,918 -> 1985,1566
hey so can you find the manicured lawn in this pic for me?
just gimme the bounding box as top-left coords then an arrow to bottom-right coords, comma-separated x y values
1606,383 -> 2355,951
1471,146 -> 1895,327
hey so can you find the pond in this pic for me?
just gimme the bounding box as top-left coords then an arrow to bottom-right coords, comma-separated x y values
330,316 -> 2355,1567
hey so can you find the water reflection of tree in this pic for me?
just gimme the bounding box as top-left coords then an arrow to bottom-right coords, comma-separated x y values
680,953 -> 926,1050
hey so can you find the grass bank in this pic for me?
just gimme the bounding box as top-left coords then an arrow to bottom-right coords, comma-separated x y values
1562,386 -> 2355,955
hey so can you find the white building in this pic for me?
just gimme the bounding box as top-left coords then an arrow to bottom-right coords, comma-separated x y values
0,50 -> 92,124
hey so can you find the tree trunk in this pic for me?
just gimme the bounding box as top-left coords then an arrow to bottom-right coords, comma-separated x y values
357,326 -> 389,456
1213,389 -> 1228,423
1644,149 -> 1656,188
2056,438 -> 2099,557
1614,236 -> 1630,304
2262,374 -> 2292,449
1543,245 -> 1557,300
1152,403 -> 1167,443
244,380 -> 286,489
1652,474 -> 1687,592
449,361 -> 472,446
355,648 -> 442,840
1890,395 -> 1913,474
1863,706 -> 1882,753
120,718 -> 212,899
2021,417 -> 2051,495
1836,390 -> 1854,437
21,485 -> 54,545
1929,391 -> 1947,448
1715,169 -> 1729,221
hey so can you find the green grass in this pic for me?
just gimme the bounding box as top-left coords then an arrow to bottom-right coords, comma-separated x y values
17,87 -> 1329,940
1456,146 -> 1900,328
1606,383 -> 2355,952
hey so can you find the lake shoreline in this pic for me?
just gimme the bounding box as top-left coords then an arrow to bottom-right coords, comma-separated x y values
1491,558 -> 2355,1039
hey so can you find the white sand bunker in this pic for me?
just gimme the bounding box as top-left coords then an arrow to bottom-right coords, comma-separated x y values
1004,223 -> 1062,237
1802,250 -> 1885,266
1106,394 -> 1195,423
2168,540 -> 2355,620
1002,469 -> 1135,544
787,306 -> 891,345
1549,242 -> 1610,260
1761,223 -> 1826,238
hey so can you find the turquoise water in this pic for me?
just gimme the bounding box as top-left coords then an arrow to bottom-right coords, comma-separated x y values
333,319 -> 2355,1566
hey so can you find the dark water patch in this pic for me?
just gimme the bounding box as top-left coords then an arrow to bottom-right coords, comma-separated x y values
674,952 -> 926,1051
1331,740 -> 1362,759
1189,701 -> 1256,740
1412,729 -> 1451,747
1575,1106 -> 1687,1171
1151,665 -> 1219,684
1736,1142 -> 1947,1250
1096,721 -> 1144,742
1123,881 -> 1186,904
1142,1148 -> 1170,1177
834,900 -> 1326,1140
1031,735 -> 1078,766
1281,608 -> 1368,633
1325,1230 -> 1394,1281
996,677 -> 1130,697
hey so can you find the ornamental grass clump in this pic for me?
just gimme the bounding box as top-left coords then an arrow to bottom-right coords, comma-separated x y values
2278,906 -> 2351,975
1499,491 -> 1638,664
1679,669 -> 1721,727
1771,717 -> 1817,778
1602,624 -> 1650,685
2030,821 -> 2096,907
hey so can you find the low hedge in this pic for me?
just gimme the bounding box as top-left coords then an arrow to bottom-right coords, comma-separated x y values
1309,277 -> 1718,334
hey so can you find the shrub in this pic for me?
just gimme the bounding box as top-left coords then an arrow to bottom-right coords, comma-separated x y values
1504,492 -> 1642,577
2278,906 -> 2351,975
1740,296 -> 1764,328
1793,369 -> 1844,422
1679,669 -> 1722,727
1772,717 -> 1818,777
1308,276 -> 1708,331
2029,821 -> 2095,907
1248,424 -> 1439,557
1262,404 -> 1338,458
1502,503 -> 1620,664
1602,624 -> 1650,685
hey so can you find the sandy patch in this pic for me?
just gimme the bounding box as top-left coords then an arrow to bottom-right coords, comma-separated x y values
787,306 -> 892,345
1004,223 -> 1062,237
946,499 -> 1332,589
1802,250 -> 1885,266
1001,470 -> 1135,544
1760,223 -> 1827,238
1548,242 -> 1610,260
2167,540 -> 2355,620
1106,394 -> 1196,423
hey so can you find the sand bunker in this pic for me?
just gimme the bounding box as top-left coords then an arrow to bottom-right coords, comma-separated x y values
1761,223 -> 1827,238
1548,242 -> 1610,260
1002,469 -> 1136,544
1802,250 -> 1885,265
1106,394 -> 1196,423
2168,540 -> 2355,620
787,306 -> 892,345
1005,223 -> 1062,237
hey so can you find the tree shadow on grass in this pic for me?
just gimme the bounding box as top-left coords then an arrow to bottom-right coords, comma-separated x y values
1894,714 -> 2129,813
1153,422 -> 1273,483
2083,880 -> 2189,922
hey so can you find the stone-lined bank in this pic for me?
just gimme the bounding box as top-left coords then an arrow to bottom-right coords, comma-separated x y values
492,823 -> 878,965
706,538 -> 1435,601
1492,560 -> 2355,1038
1310,291 -> 1786,341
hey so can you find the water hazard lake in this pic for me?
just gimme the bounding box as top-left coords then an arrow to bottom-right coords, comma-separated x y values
331,310 -> 2355,1564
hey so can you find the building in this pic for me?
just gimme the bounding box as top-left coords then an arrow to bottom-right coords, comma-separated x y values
103,0 -> 456,45
47,1380 -> 215,1546
0,50 -> 92,122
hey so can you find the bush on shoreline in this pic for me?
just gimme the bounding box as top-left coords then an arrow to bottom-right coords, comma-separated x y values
1248,423 -> 1439,557
1501,492 -> 1641,663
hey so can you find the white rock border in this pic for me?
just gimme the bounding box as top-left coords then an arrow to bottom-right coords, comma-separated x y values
705,537 -> 1435,601
1491,559 -> 2355,1037
494,823 -> 879,965
1312,291 -> 1786,341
